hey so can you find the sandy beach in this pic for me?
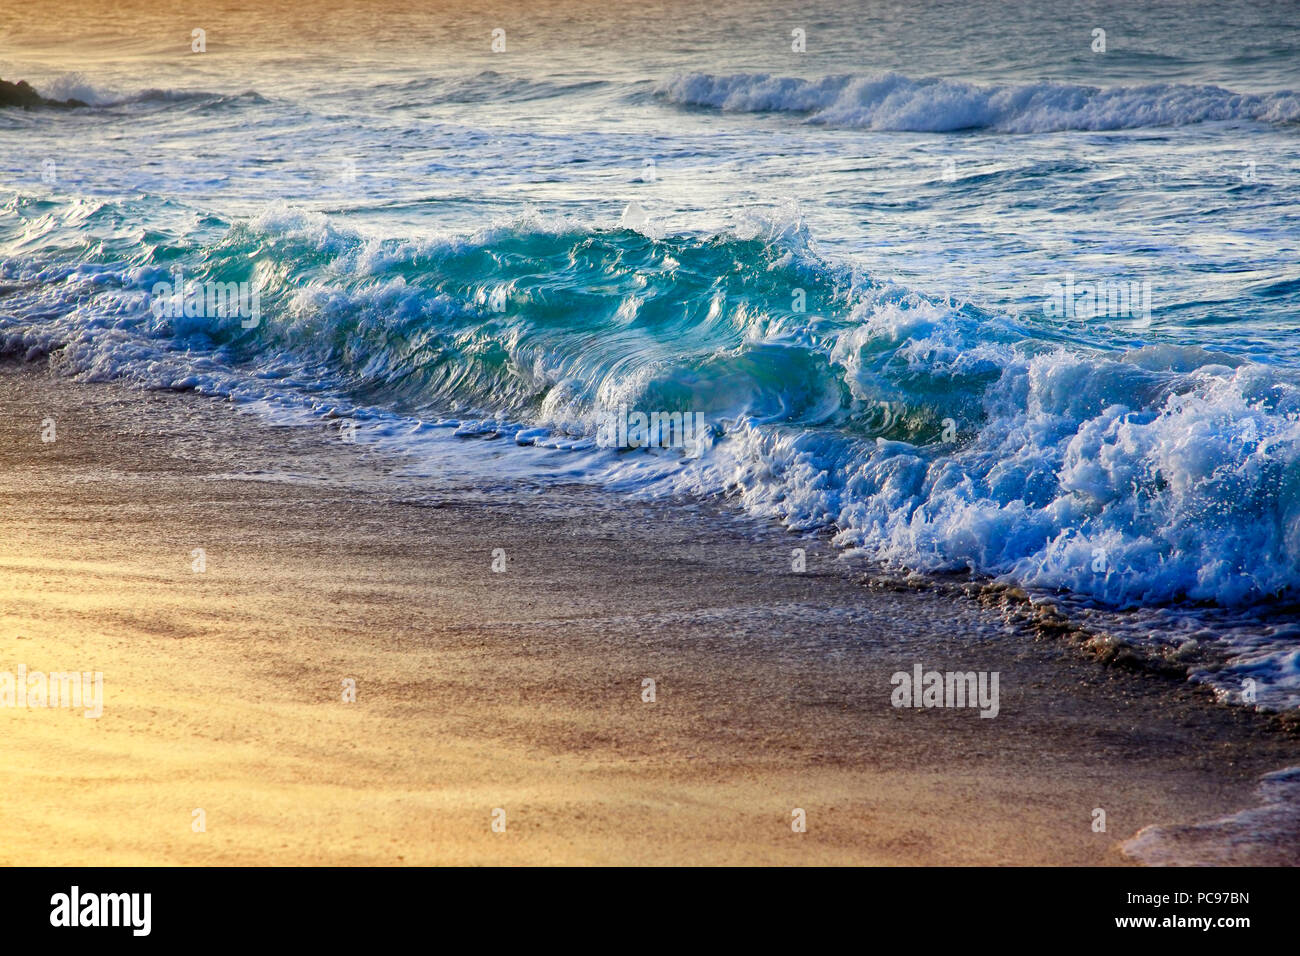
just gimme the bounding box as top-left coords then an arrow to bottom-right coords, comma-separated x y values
0,359 -> 1293,865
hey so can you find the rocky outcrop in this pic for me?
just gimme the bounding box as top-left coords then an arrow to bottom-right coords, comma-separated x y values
0,78 -> 89,109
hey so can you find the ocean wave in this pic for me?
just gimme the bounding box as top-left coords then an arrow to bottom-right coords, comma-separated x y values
358,71 -> 610,105
31,73 -> 265,109
29,69 -> 596,113
3,201 -> 1299,704
655,71 -> 1300,132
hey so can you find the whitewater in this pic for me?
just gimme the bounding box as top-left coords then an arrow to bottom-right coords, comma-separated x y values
2,0 -> 1299,712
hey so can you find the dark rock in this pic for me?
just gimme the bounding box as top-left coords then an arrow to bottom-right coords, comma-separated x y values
0,78 -> 89,110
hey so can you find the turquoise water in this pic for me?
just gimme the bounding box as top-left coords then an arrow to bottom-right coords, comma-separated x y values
2,0 -> 1299,703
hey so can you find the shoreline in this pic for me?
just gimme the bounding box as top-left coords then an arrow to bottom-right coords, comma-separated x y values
1,358 -> 1296,865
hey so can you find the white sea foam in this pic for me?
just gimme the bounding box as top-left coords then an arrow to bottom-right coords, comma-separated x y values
656,72 -> 1300,132
1121,767 -> 1300,865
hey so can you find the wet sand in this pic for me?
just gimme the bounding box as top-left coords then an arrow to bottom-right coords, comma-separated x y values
0,359 -> 1295,865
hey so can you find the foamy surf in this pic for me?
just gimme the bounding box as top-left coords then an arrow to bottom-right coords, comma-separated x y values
656,72 -> 1300,132
1121,766 -> 1300,865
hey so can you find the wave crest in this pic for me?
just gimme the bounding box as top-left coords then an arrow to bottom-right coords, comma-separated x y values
655,71 -> 1300,132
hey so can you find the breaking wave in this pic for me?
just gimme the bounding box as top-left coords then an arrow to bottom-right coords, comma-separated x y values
2,198 -> 1299,702
655,72 -> 1300,132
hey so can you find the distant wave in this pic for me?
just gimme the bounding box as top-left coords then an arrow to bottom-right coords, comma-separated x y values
117,88 -> 267,106
24,69 -> 600,113
33,74 -> 265,109
362,71 -> 610,105
655,72 -> 1300,132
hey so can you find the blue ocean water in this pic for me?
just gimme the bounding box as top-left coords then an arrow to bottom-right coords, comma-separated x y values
2,0 -> 1299,704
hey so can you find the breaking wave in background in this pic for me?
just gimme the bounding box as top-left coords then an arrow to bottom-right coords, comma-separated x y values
656,72 -> 1300,131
